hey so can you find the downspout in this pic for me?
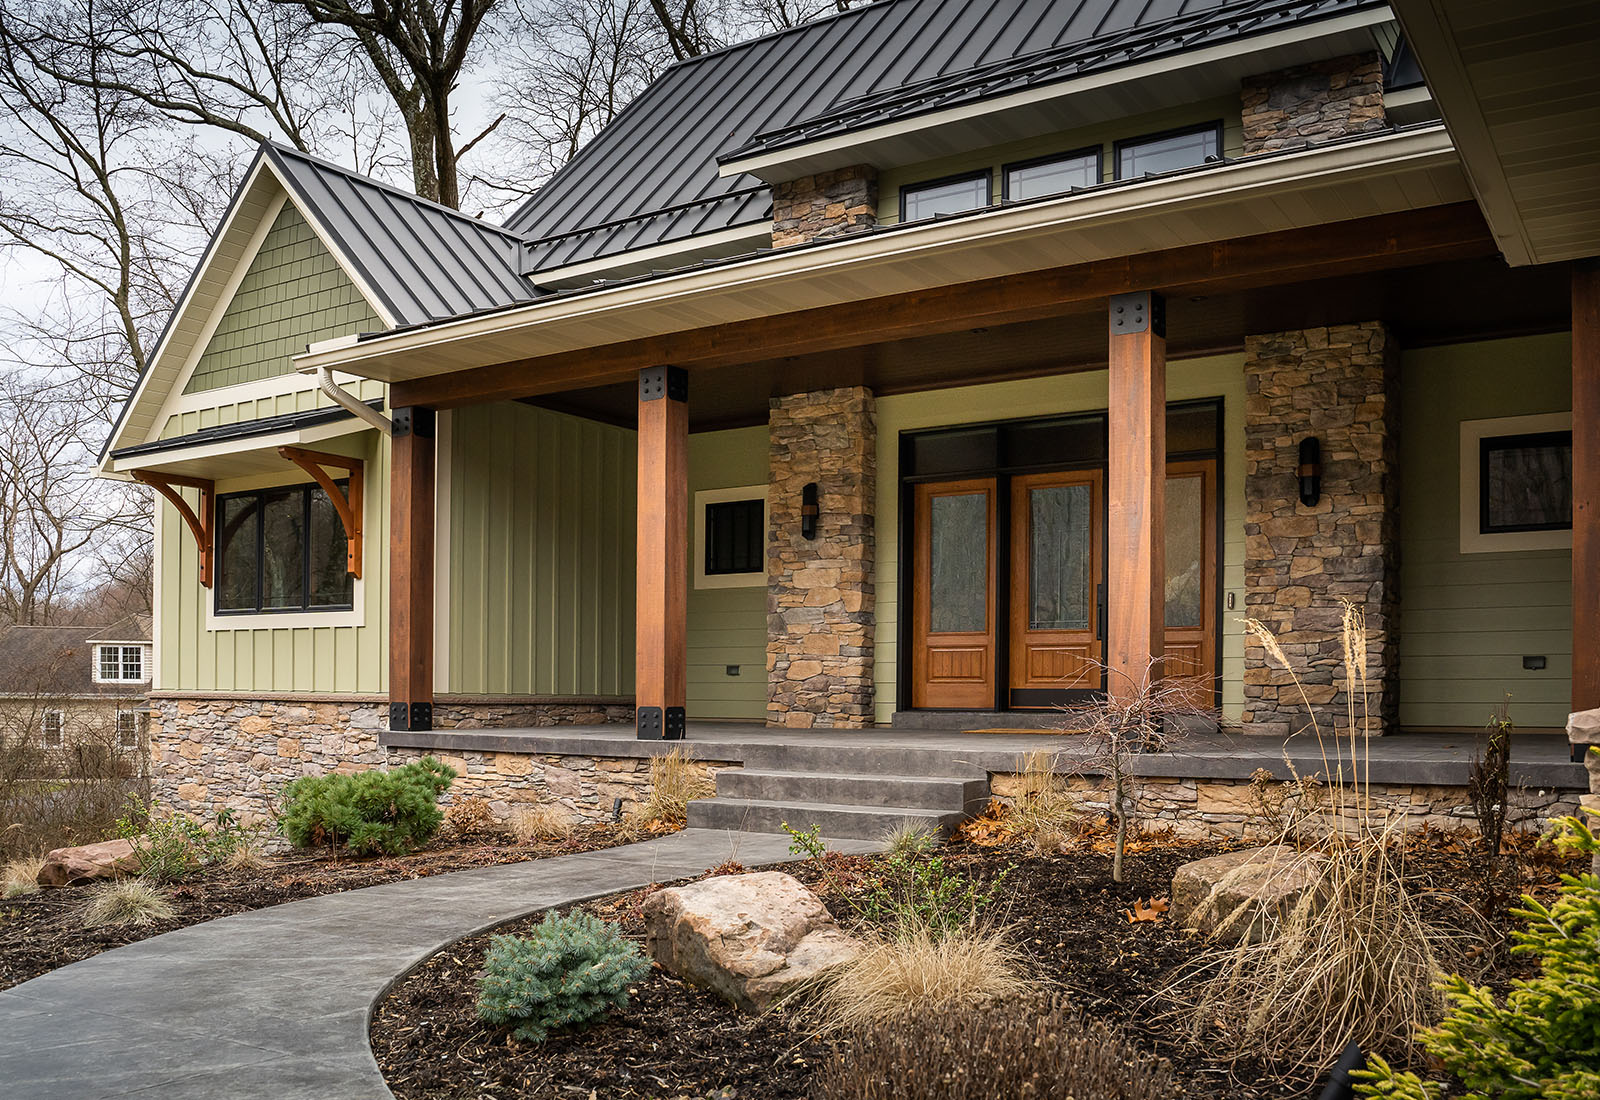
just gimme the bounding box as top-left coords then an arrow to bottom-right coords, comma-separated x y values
317,365 -> 392,434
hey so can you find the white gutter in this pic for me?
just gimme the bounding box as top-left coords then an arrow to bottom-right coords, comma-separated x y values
316,362 -> 391,434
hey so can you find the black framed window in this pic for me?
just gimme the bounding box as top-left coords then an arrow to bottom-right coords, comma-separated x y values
704,498 -> 764,576
1479,430 -> 1573,534
216,481 -> 354,613
1114,122 -> 1223,179
1004,147 -> 1101,201
900,171 -> 991,222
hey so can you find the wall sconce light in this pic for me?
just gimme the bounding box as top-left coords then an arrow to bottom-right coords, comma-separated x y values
1297,437 -> 1322,507
801,482 -> 819,540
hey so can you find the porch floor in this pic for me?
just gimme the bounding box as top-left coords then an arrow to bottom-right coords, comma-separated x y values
382,724 -> 1588,790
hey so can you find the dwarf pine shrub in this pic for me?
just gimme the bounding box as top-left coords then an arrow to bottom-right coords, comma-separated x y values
476,911 -> 650,1041
1353,810 -> 1600,1100
279,757 -> 456,856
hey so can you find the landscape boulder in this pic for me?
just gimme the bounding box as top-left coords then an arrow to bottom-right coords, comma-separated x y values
1170,844 -> 1328,944
642,871 -> 861,1012
36,838 -> 142,887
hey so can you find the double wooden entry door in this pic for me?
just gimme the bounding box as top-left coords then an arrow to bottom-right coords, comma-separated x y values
910,460 -> 1215,710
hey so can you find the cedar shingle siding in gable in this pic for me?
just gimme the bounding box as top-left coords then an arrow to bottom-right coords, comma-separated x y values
183,204 -> 383,394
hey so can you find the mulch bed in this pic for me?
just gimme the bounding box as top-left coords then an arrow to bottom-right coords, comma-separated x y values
0,824 -> 643,992
371,828 -> 1581,1100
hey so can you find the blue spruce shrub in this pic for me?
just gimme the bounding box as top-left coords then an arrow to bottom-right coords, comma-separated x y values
476,911 -> 651,1041
279,756 -> 456,856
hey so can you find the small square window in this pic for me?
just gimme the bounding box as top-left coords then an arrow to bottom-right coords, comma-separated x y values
1004,149 -> 1100,201
901,172 -> 991,222
117,712 -> 141,749
1115,123 -> 1222,179
1479,430 -> 1573,534
99,645 -> 144,682
42,710 -> 63,749
705,499 -> 765,576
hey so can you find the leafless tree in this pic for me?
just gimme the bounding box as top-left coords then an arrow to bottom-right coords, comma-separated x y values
0,373 -> 145,626
271,0 -> 504,208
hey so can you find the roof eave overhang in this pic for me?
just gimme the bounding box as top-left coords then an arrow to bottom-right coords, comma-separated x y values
530,220 -> 776,290
105,417 -> 374,483
716,6 -> 1397,183
296,126 -> 1467,388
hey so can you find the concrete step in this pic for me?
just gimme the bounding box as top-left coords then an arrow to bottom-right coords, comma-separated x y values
686,796 -> 964,840
736,741 -> 987,778
715,768 -> 988,812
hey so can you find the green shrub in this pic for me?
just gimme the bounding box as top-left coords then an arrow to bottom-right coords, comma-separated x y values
864,852 -> 1011,940
116,803 -> 253,882
279,757 -> 456,856
476,911 -> 650,1041
1354,810 -> 1600,1100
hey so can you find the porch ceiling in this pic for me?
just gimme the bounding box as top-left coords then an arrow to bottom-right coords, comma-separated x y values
1393,0 -> 1600,266
528,255 -> 1571,431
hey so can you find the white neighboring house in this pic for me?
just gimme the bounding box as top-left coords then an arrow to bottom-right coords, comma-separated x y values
0,616 -> 153,755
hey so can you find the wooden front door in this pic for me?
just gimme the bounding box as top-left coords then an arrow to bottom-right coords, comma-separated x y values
911,479 -> 998,708
1163,459 -> 1217,707
1009,470 -> 1104,705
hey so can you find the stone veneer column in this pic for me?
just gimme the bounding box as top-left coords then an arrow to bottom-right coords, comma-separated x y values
766,388 -> 876,728
771,166 -> 877,248
1241,52 -> 1385,155
1242,323 -> 1400,737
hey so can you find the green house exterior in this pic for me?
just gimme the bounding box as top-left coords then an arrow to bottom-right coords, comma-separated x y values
100,0 -> 1600,831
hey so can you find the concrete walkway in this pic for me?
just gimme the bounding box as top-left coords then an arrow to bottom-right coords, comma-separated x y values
0,829 -> 878,1100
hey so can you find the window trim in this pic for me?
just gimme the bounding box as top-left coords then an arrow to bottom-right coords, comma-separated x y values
694,484 -> 769,590
1459,411 -> 1574,554
41,709 -> 64,749
1001,145 -> 1104,202
898,169 -> 993,224
116,711 -> 141,749
1478,429 -> 1574,534
214,479 -> 356,617
1112,120 -> 1225,181
96,644 -> 145,684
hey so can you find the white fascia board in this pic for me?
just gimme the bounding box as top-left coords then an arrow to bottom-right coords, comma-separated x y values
107,417 -> 372,477
295,125 -> 1456,383
529,221 -> 775,289
1389,0 -> 1533,265
716,7 -> 1398,181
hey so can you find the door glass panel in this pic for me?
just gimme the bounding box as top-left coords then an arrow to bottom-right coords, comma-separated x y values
1029,484 -> 1092,630
1165,475 -> 1204,628
929,492 -> 987,633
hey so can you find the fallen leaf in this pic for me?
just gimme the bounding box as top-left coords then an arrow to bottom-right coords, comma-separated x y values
1125,896 -> 1170,923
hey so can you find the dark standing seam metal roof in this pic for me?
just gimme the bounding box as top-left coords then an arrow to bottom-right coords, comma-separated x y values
504,0 -> 1385,274
265,145 -> 538,324
723,0 -> 1384,162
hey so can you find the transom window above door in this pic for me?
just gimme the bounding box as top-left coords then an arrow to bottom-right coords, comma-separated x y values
900,172 -> 991,222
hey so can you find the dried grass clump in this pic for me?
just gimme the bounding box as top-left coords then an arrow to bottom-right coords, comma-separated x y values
444,795 -> 498,839
222,843 -> 267,872
881,823 -> 941,861
511,803 -> 574,843
812,923 -> 1032,1030
815,1000 -> 1176,1100
2,855 -> 44,897
1007,750 -> 1079,853
632,747 -> 713,827
81,879 -> 177,929
1192,821 -> 1445,1074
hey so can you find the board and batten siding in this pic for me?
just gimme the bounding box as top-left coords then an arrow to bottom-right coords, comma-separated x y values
688,426 -> 770,720
156,425 -> 389,693
183,204 -> 384,394
871,355 -> 1250,726
1398,333 -> 1573,731
447,402 -> 636,697
877,97 -> 1245,226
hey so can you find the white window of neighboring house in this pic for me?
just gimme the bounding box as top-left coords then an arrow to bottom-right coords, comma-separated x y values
98,644 -> 145,683
42,710 -> 64,749
117,711 -> 141,750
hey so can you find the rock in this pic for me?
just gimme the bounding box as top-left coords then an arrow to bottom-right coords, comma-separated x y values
36,838 -> 142,887
1568,708 -> 1600,745
642,871 -> 861,1012
1171,845 -> 1328,944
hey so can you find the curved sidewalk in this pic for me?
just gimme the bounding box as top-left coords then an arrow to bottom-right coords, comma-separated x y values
0,829 -> 877,1100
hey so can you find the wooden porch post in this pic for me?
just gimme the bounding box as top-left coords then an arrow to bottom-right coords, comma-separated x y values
389,406 -> 435,732
1574,261 -> 1600,716
1106,292 -> 1166,704
636,367 -> 689,739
